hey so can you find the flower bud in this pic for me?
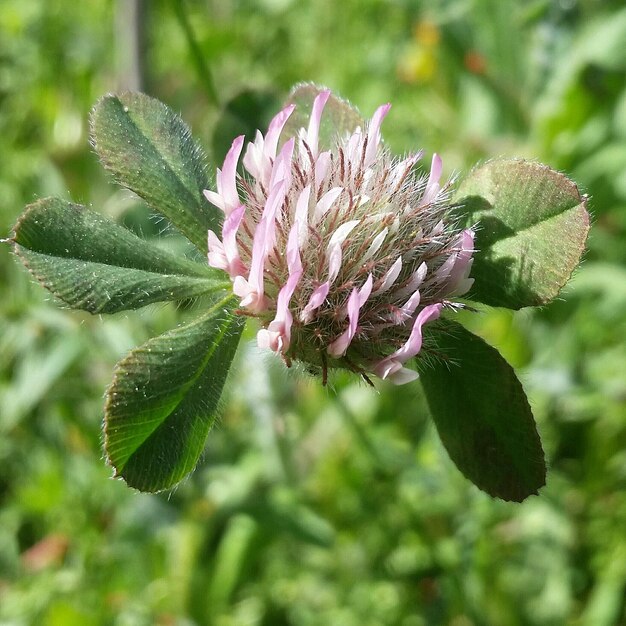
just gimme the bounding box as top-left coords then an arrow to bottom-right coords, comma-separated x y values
205,90 -> 474,384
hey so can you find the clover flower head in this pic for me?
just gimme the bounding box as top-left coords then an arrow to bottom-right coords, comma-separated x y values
204,89 -> 475,384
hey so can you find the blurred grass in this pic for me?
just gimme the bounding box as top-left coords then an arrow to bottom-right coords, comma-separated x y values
1,1 -> 626,624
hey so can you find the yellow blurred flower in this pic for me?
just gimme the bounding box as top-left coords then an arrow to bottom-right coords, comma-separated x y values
397,20 -> 440,84
413,20 -> 440,46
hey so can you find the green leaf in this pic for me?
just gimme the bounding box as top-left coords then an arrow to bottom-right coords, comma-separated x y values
104,297 -> 244,492
282,83 -> 364,149
91,91 -> 215,253
12,197 -> 228,314
454,159 -> 590,309
419,321 -> 545,502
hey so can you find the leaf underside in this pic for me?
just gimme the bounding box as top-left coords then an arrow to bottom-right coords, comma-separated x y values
91,91 -> 217,253
419,321 -> 546,502
105,298 -> 244,492
12,197 -> 226,314
454,159 -> 590,309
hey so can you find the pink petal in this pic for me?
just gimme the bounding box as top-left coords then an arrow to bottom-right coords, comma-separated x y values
327,289 -> 359,357
277,270 -> 302,322
270,137 -> 295,189
233,275 -> 269,313
434,253 -> 455,282
400,289 -> 422,317
374,358 -> 401,380
372,256 -> 402,296
361,228 -> 388,262
422,153 -> 442,206
300,282 -> 329,323
327,219 -> 360,284
314,152 -> 331,190
392,303 -> 442,362
237,181 -> 286,312
256,328 -> 277,351
203,188 -> 226,213
264,103 -> 296,161
294,185 -> 311,247
207,230 -> 228,272
285,221 -> 303,275
385,366 -> 420,385
395,262 -> 427,298
266,273 -> 301,353
327,274 -> 373,357
454,276 -> 475,297
364,103 -> 391,169
221,205 -> 247,278
306,90 -> 331,158
358,273 -> 374,306
384,288 -> 423,326
257,319 -> 292,353
261,249 -> 302,354
252,181 -> 285,278
242,130 -> 265,180
431,230 -> 475,293
242,105 -> 295,186
267,223 -> 304,349
346,127 -> 363,166
373,303 -> 442,381
447,229 -> 475,296
313,187 -> 343,223
219,135 -> 245,215
390,152 -> 422,189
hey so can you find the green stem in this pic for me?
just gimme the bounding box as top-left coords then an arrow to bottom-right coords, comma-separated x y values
172,0 -> 219,107
333,391 -> 392,474
273,418 -> 299,487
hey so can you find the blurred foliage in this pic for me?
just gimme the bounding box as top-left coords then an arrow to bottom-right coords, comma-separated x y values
1,0 -> 626,624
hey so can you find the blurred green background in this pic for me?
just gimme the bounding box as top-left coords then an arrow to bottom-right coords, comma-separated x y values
1,1 -> 626,624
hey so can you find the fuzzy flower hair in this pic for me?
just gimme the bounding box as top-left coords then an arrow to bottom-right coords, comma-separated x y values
204,89 -> 475,384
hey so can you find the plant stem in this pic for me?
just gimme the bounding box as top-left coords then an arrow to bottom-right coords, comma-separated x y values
172,0 -> 220,107
115,0 -> 147,91
333,391 -> 391,474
